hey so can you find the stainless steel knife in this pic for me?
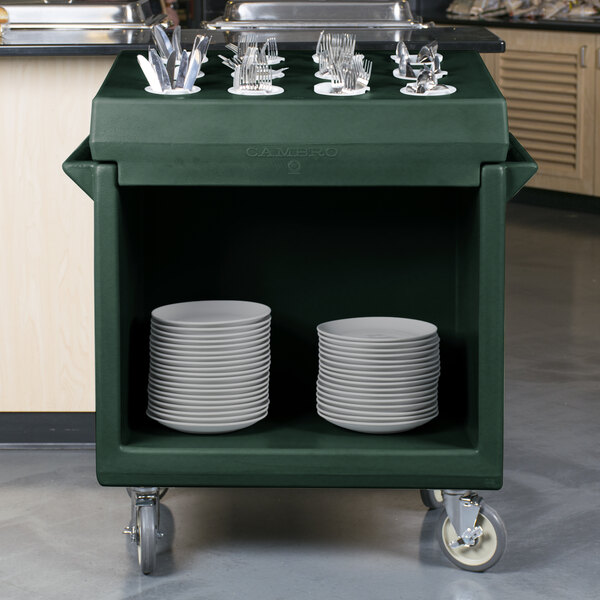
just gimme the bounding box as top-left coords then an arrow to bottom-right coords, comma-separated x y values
166,51 -> 177,89
151,25 -> 173,60
175,50 -> 190,90
183,49 -> 201,91
172,25 -> 182,62
149,48 -> 171,92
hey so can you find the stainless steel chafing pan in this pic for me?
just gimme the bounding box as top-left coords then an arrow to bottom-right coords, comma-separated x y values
206,0 -> 428,30
0,0 -> 165,30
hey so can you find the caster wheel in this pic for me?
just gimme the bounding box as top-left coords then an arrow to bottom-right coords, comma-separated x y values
136,504 -> 157,574
420,489 -> 444,510
437,503 -> 507,572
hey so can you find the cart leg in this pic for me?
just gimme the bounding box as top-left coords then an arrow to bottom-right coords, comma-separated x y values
436,490 -> 507,572
123,487 -> 166,574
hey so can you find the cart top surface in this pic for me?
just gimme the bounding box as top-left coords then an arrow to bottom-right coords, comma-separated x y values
89,50 -> 509,187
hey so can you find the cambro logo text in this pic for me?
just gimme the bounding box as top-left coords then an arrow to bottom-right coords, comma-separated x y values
246,146 -> 338,158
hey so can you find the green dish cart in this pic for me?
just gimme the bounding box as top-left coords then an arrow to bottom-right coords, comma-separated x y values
64,50 -> 537,574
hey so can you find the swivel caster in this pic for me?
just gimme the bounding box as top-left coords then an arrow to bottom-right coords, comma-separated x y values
123,487 -> 167,574
436,490 -> 507,572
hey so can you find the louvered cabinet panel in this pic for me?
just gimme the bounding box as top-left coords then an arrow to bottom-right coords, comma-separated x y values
487,29 -> 597,196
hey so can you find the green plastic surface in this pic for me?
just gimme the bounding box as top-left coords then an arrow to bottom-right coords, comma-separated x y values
89,50 -> 509,187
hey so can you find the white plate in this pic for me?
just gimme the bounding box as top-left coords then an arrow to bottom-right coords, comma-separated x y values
318,410 -> 438,434
318,373 -> 438,395
148,387 -> 268,405
150,340 -> 269,356
148,409 -> 268,434
152,300 -> 271,327
319,336 -> 440,359
150,326 -> 271,347
319,356 -> 439,373
148,401 -> 269,420
392,67 -> 447,81
317,405 -> 438,423
319,352 -> 439,368
319,363 -> 440,382
317,379 -> 437,399
317,387 -> 437,407
150,353 -> 269,368
150,330 -> 270,347
148,390 -> 269,410
151,318 -> 269,333
148,374 -> 268,392
151,318 -> 270,335
150,358 -> 271,376
317,397 -> 437,418
318,317 -> 437,343
150,358 -> 270,376
314,81 -> 369,97
148,405 -> 267,424
151,320 -> 270,340
318,373 -> 439,392
317,335 -> 439,351
400,84 -> 456,97
151,365 -> 269,385
319,404 -> 438,422
319,341 -> 439,359
151,338 -> 270,355
150,350 -> 270,368
228,86 -> 284,96
148,379 -> 268,398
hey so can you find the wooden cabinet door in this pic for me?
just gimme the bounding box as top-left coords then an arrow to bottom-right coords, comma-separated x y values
489,28 -> 597,196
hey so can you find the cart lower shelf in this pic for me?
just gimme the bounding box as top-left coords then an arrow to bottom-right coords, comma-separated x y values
100,413 -> 499,489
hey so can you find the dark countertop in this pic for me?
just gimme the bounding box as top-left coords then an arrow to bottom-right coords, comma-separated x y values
425,11 -> 600,34
0,26 -> 505,56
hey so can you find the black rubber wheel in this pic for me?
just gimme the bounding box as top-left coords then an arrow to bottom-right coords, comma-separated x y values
437,502 -> 507,572
137,505 -> 157,575
420,489 -> 444,510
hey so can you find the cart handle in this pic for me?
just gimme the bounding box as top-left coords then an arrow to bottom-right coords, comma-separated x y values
63,137 -> 100,200
502,133 -> 538,201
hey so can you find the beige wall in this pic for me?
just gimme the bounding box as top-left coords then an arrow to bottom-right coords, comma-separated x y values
0,55 -> 114,411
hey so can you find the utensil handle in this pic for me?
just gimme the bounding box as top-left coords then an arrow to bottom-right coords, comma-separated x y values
580,46 -> 587,68
597,47 -> 600,70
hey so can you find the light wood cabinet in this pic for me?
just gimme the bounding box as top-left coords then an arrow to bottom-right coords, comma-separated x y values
483,29 -> 599,196
0,55 -> 114,412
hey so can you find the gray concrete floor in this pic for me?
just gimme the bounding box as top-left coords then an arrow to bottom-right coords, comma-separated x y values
1,202 -> 599,600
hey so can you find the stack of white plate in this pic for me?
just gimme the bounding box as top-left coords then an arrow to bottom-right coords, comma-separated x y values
316,317 -> 440,434
147,300 -> 271,434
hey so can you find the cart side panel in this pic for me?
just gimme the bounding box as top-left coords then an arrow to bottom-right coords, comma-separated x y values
94,163 -> 133,483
